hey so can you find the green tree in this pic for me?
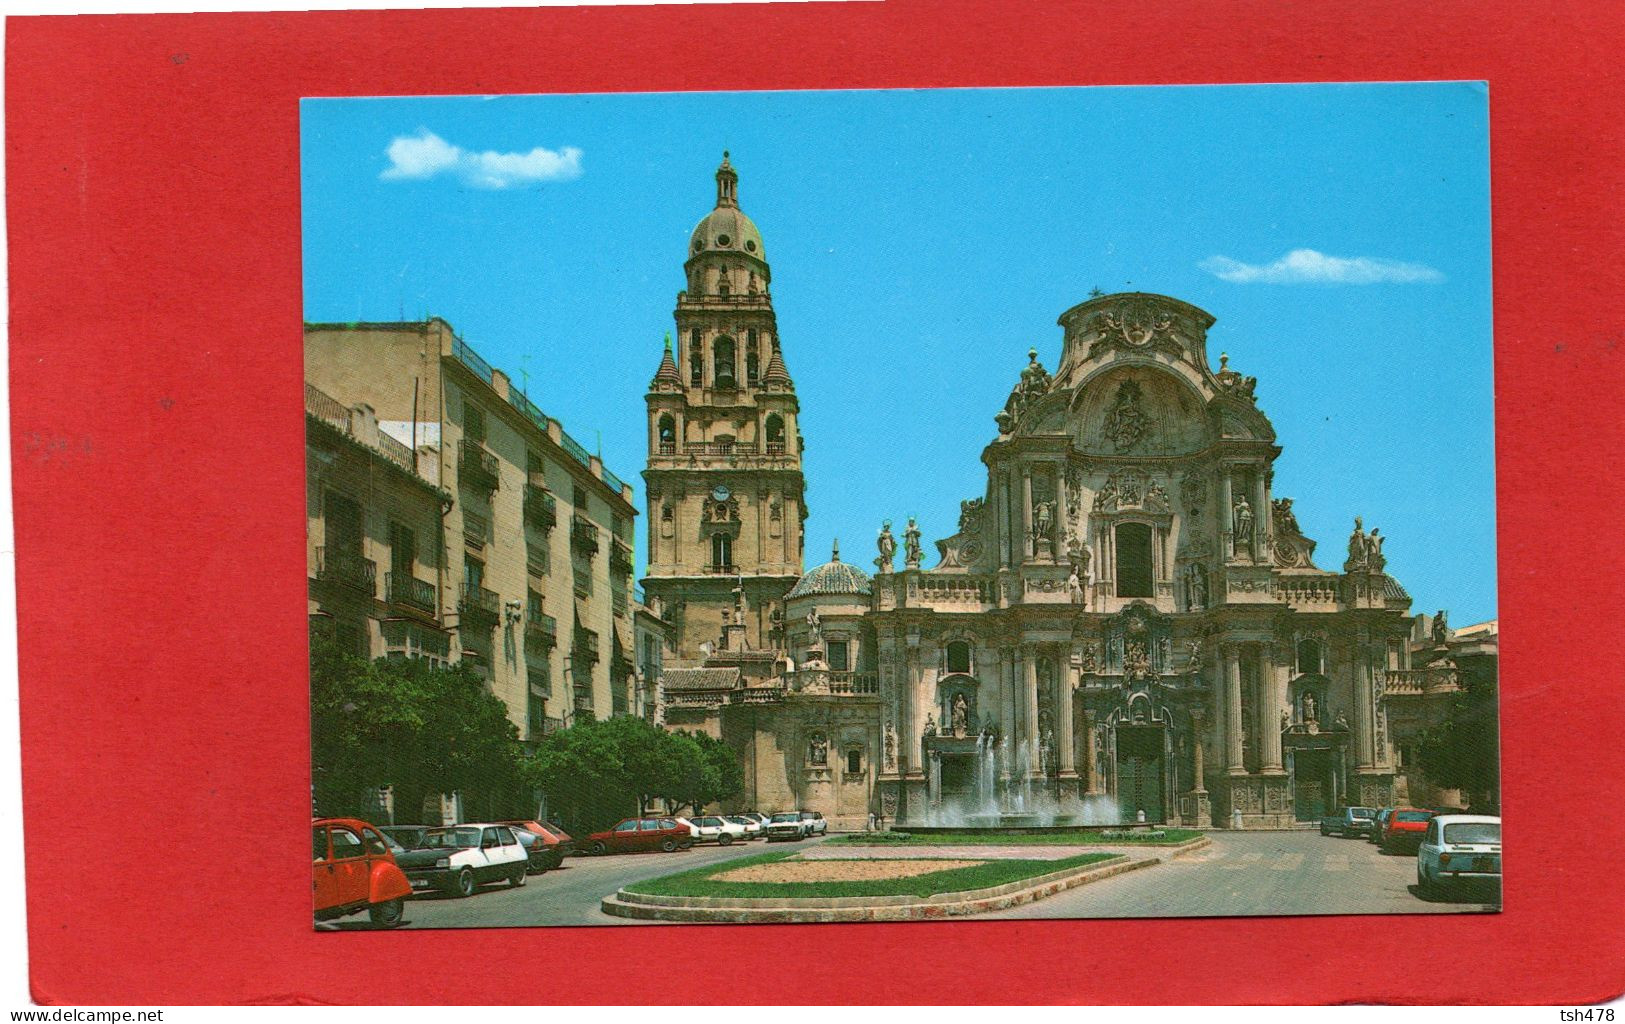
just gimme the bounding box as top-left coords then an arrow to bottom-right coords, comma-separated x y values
1415,656 -> 1500,813
310,633 -> 529,822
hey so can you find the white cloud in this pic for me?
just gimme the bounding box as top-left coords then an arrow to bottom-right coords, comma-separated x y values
1200,248 -> 1443,285
379,130 -> 583,189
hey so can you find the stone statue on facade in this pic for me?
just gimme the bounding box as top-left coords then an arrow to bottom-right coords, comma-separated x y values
951,693 -> 969,738
923,713 -> 937,738
1081,643 -> 1098,673
1033,499 -> 1054,548
809,732 -> 828,766
1303,691 -> 1318,723
1280,709 -> 1291,733
1345,516 -> 1368,572
1334,709 -> 1349,731
1068,564 -> 1085,604
1185,636 -> 1204,672
883,721 -> 897,772
875,520 -> 896,574
1432,609 -> 1450,646
805,607 -> 822,647
1365,528 -> 1386,571
1232,495 -> 1254,550
903,516 -> 923,569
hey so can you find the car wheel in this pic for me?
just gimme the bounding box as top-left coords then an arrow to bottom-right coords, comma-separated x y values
368,897 -> 404,929
679,839 -> 693,850
660,837 -> 678,853
451,868 -> 476,899
591,840 -> 607,856
718,833 -> 733,847
510,865 -> 527,887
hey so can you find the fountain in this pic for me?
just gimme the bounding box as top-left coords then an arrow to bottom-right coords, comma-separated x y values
907,732 -> 1137,834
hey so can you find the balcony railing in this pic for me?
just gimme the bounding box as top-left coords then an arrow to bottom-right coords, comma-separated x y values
375,431 -> 415,474
315,546 -> 376,595
525,612 -> 557,651
828,672 -> 880,695
1276,575 -> 1341,606
610,538 -> 634,576
657,440 -> 677,455
458,438 -> 500,493
385,571 -> 436,614
458,583 -> 501,629
1382,668 -> 1460,696
571,515 -> 600,556
524,485 -> 557,532
304,383 -> 351,433
765,441 -> 787,456
685,440 -> 758,458
707,563 -> 739,575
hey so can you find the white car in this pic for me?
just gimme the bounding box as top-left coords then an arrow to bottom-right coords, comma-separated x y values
724,814 -> 764,840
798,810 -> 828,836
1417,814 -> 1501,897
688,815 -> 749,846
395,824 -> 530,898
765,812 -> 808,842
671,816 -> 699,840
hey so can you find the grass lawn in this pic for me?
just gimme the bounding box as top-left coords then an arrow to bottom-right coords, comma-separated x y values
822,828 -> 1203,847
621,849 -> 1115,900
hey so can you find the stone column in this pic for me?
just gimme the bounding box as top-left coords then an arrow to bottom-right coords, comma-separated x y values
1082,708 -> 1100,794
900,643 -> 919,776
1000,648 -> 1017,778
1189,707 -> 1207,791
1353,637 -> 1375,769
1253,469 -> 1269,564
1021,464 -> 1034,563
996,467 -> 1011,569
1058,657 -> 1078,778
1023,645 -> 1041,776
1224,644 -> 1246,774
1219,469 -> 1235,562
1261,644 -> 1286,774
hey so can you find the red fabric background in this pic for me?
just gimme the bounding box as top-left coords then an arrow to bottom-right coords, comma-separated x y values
8,0 -> 1623,1005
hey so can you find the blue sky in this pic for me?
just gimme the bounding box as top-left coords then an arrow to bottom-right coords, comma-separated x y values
302,83 -> 1495,624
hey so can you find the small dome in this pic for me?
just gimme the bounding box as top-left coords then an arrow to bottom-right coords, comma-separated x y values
786,541 -> 872,600
689,205 -> 765,262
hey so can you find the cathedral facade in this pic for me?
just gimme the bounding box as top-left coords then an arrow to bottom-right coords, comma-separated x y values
646,156 -> 1438,830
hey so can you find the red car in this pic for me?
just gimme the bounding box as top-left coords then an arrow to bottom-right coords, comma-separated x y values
313,817 -> 413,928
498,819 -> 575,871
1379,808 -> 1436,852
586,816 -> 694,855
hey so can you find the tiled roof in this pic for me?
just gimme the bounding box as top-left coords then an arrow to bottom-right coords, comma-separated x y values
786,553 -> 872,599
1382,575 -> 1410,601
661,667 -> 741,691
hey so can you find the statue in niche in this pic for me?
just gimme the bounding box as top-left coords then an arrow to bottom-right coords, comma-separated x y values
1081,643 -> 1098,673
1102,379 -> 1150,452
903,517 -> 923,569
1093,477 -> 1120,512
951,693 -> 969,738
809,733 -> 828,766
883,721 -> 897,772
1185,636 -> 1204,671
923,713 -> 937,738
1302,691 -> 1319,723
805,607 -> 822,647
875,520 -> 896,574
1068,565 -> 1085,604
1033,499 -> 1055,549
1345,516 -> 1368,572
1334,709 -> 1349,731
1232,495 -> 1254,548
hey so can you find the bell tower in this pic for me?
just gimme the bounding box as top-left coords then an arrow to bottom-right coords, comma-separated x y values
642,153 -> 808,661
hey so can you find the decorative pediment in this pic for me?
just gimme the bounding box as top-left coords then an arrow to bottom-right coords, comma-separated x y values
1091,469 -> 1172,515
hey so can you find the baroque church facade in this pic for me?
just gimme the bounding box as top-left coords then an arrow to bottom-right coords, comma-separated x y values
645,156 -> 1439,830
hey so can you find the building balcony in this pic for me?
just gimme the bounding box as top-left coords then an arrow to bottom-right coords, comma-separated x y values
706,563 -> 740,575
574,629 -> 600,665
610,538 -> 634,577
828,672 -> 879,695
458,583 -> 501,630
525,611 -> 557,651
527,666 -> 551,697
315,546 -> 376,596
462,509 -> 490,549
385,571 -> 436,614
524,485 -> 557,532
458,438 -> 500,493
573,690 -> 595,714
657,440 -> 677,455
684,439 -> 757,458
571,515 -> 600,556
765,441 -> 787,456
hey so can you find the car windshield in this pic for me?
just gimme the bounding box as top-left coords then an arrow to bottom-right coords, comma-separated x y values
1349,808 -> 1375,818
423,827 -> 480,849
726,816 -> 750,824
771,813 -> 799,822
1443,822 -> 1500,845
1396,811 -> 1432,822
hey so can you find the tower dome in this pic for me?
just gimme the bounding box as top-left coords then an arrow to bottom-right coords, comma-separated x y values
786,541 -> 872,599
687,151 -> 767,266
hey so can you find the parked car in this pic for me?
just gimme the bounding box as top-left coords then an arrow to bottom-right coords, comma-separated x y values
689,815 -> 749,845
586,817 -> 694,855
736,811 -> 771,831
379,824 -> 433,851
1380,808 -> 1436,853
724,814 -> 764,840
313,817 -> 413,928
394,824 -> 530,898
1417,815 -> 1501,896
1367,808 -> 1395,844
499,819 -> 573,870
799,810 -> 828,836
1319,806 -> 1377,838
765,811 -> 808,842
